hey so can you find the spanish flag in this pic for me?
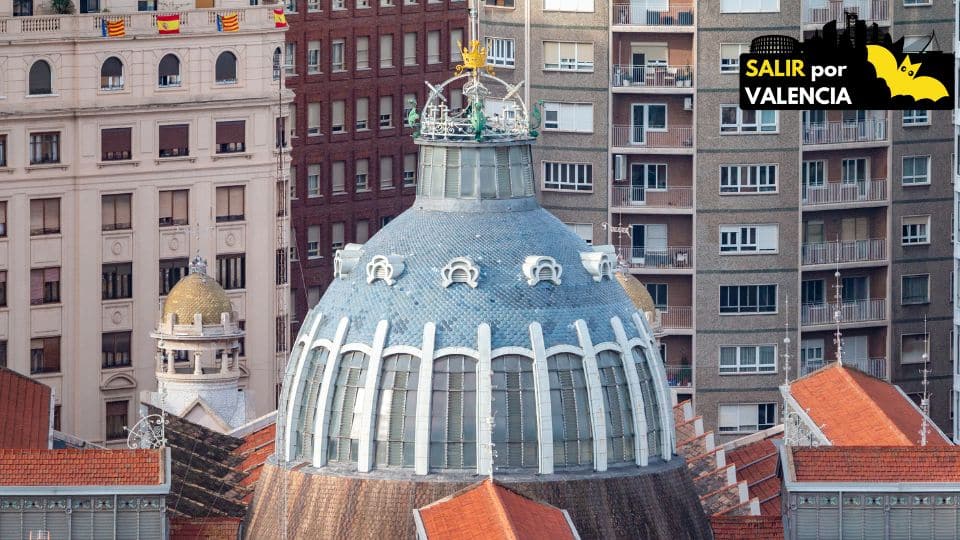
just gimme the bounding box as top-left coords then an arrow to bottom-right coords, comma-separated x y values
156,14 -> 180,34
273,8 -> 287,28
217,12 -> 240,32
101,18 -> 125,38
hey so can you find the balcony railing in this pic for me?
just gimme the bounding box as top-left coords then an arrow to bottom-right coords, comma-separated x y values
803,179 -> 886,206
611,186 -> 693,209
801,299 -> 886,326
612,65 -> 694,89
661,306 -> 693,330
800,357 -> 887,379
665,365 -> 693,387
613,2 -> 695,26
803,0 -> 889,25
801,238 -> 886,266
611,126 -> 694,149
802,119 -> 887,145
624,246 -> 692,270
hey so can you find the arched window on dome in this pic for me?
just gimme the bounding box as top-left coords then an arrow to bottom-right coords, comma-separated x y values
275,341 -> 306,456
374,353 -> 420,468
632,346 -> 662,459
430,355 -> 478,470
597,350 -> 635,464
548,353 -> 593,469
327,350 -> 370,463
491,355 -> 538,469
293,347 -> 330,462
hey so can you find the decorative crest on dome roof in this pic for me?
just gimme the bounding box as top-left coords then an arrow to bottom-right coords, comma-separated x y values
190,254 -> 208,279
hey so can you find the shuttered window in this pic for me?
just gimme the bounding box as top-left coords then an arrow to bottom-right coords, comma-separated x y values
403,32 -> 417,65
379,96 -> 393,127
331,100 -> 345,133
430,355 -> 478,469
30,267 -> 60,305
159,189 -> 188,226
332,161 -> 346,193
375,353 -> 420,467
215,185 -> 245,222
327,351 -> 370,463
30,198 -> 60,235
158,124 -> 189,157
380,35 -> 393,67
597,350 -> 635,463
215,121 -> 246,154
548,353 -> 593,468
308,102 -> 321,135
633,346 -> 662,458
379,156 -> 393,188
356,220 -> 369,243
294,347 -> 330,461
102,331 -> 132,368
491,355 -> 538,469
101,127 -> 132,161
101,193 -> 132,231
356,97 -> 369,130
105,400 -> 128,440
30,337 -> 60,374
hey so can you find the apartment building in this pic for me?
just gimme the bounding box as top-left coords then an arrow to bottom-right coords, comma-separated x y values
0,0 -> 292,445
283,0 -> 467,330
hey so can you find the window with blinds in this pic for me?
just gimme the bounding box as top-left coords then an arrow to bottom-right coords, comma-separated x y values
30,267 -> 60,305
379,157 -> 393,188
332,161 -> 346,193
217,253 -> 246,289
0,135 -> 7,167
30,337 -> 60,374
548,353 -> 593,468
403,154 -> 417,185
380,96 -> 393,127
375,353 -> 420,467
101,127 -> 132,161
102,263 -> 133,300
430,355 -> 478,469
0,271 -> 6,308
215,185 -> 245,222
491,355 -> 538,469
355,159 -> 369,191
427,31 -> 440,64
355,220 -> 370,243
308,164 -> 322,197
158,124 -> 189,157
215,121 -> 246,154
543,41 -> 594,71
30,198 -> 60,235
327,351 -> 370,463
159,189 -> 188,226
101,193 -> 132,231
632,347 -> 662,458
331,222 -> 345,251
403,32 -> 417,65
380,35 -> 393,67
597,351 -> 635,464
331,101 -> 345,133
105,400 -> 128,440
308,103 -> 321,136
293,347 -> 330,461
357,36 -> 370,69
450,29 -> 463,62
356,98 -> 369,130
102,331 -> 132,368
101,56 -> 125,89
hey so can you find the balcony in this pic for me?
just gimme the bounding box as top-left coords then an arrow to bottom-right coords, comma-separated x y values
661,306 -> 693,331
612,2 -> 695,28
800,357 -> 887,380
611,186 -> 693,210
611,126 -> 694,151
801,238 -> 886,266
612,65 -> 694,91
803,0 -> 889,26
802,179 -> 887,207
802,119 -> 887,146
623,246 -> 692,270
665,365 -> 692,387
801,299 -> 886,327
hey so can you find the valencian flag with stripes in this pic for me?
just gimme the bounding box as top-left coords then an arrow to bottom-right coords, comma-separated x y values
156,14 -> 180,34
216,12 -> 240,32
101,18 -> 125,38
273,8 -> 287,28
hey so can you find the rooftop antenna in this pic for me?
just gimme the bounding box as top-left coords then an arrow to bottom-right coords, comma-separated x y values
832,258 -> 844,367
783,295 -> 792,385
920,316 -> 931,446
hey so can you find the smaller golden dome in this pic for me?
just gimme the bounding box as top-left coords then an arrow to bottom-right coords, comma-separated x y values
162,270 -> 235,326
616,272 -> 656,314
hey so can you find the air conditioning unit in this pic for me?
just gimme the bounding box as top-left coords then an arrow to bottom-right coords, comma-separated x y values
614,155 -> 627,181
683,97 -> 693,111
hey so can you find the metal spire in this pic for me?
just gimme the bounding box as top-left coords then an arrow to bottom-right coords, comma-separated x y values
920,316 -> 931,446
832,259 -> 844,367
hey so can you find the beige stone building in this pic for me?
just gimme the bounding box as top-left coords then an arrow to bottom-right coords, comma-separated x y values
0,0 -> 293,445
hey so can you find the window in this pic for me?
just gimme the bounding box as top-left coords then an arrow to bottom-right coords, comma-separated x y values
430,355 -> 478,469
331,222 -> 345,251
642,283 -> 666,309
101,193 -> 132,231
29,60 -> 52,95
105,400 -> 128,440
381,215 -> 394,227
30,337 -> 61,374
30,198 -> 60,235
548,353 -> 593,468
543,102 -> 593,132
216,185 -> 245,222
720,44 -> 748,73
355,97 -> 369,131
380,156 -> 393,188
719,224 -> 778,253
272,47 -> 282,80
332,0 -> 344,8
485,0 -> 514,6
543,162 -> 592,191
331,101 -> 345,133
29,132 -> 59,165
375,353 -> 420,467
276,116 -> 288,149
450,29 -> 463,62
403,32 -> 417,66
403,154 -> 416,185
356,220 -> 370,242
380,35 -> 394,68
720,284 -> 777,314
307,225 -> 321,258
596,351 -> 635,464
102,331 -> 131,368
159,257 -> 189,295
718,403 -> 776,433
307,164 -> 321,197
159,189 -> 188,226
100,57 -> 124,90
543,0 -> 593,12
0,341 -> 6,368
100,127 -> 132,161
331,40 -> 345,72
902,156 -> 930,185
721,0 -> 779,12
327,351 -> 370,463
902,215 -> 930,245
158,54 -> 181,87
543,42 -> 594,71
0,271 -> 5,307
720,164 -> 777,193
721,105 -> 777,133
307,41 -> 321,74
902,274 -> 930,304
158,124 -> 189,158
491,355 -> 539,469
485,37 -> 515,68
355,159 -> 369,191
720,345 -> 776,374
903,110 -> 929,126
356,37 -> 369,70
427,31 -> 440,64
102,263 -> 132,300
307,0 -> 320,10
450,88 -> 463,112
0,136 -> 6,167
215,120 -> 245,154
30,267 -> 60,305
402,93 -> 416,121
379,96 -> 393,128
215,51 -> 237,84
332,161 -> 346,193
901,333 -> 929,364
217,253 -> 246,289
303,102 -> 320,136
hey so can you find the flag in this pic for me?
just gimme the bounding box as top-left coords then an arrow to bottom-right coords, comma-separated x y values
101,18 -> 125,38
156,14 -> 180,34
273,8 -> 287,28
217,12 -> 239,32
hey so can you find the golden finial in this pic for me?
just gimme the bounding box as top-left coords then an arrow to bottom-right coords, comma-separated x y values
455,39 -> 495,76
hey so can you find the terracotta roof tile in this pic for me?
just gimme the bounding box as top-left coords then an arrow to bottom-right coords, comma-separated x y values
418,479 -> 576,540
0,449 -> 163,486
790,363 -> 950,446
0,367 -> 51,449
170,517 -> 242,540
711,515 -> 784,540
726,437 -> 782,517
792,447 -> 960,482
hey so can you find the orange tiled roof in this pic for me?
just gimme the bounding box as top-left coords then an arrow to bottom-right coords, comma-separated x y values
789,363 -> 950,446
0,449 -> 163,486
727,436 -> 782,516
170,517 -> 242,540
711,515 -> 784,540
418,479 -> 576,540
792,447 -> 960,482
0,367 -> 51,449
232,423 -> 276,502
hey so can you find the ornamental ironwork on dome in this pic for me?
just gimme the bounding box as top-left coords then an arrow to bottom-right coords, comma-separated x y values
160,255 -> 235,326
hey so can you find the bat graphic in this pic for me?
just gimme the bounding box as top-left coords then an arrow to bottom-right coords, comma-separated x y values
866,45 -> 949,102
